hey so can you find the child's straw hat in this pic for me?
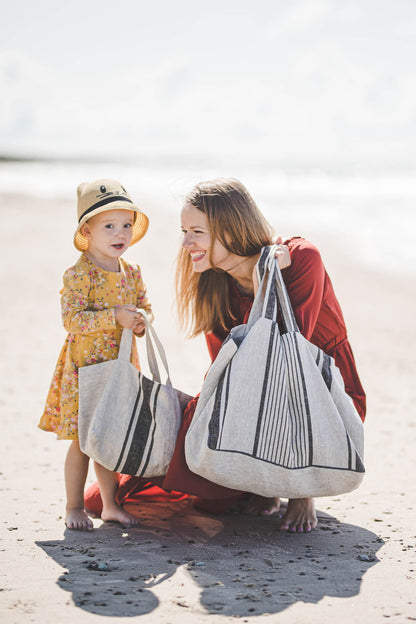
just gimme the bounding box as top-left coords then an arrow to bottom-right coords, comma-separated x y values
74,178 -> 149,251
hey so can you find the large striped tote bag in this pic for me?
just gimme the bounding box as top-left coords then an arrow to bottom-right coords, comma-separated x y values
185,247 -> 365,498
78,312 -> 184,477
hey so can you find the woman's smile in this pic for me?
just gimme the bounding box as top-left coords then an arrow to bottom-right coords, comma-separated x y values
189,250 -> 207,262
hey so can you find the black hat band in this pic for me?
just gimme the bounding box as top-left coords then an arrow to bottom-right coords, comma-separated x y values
79,195 -> 134,223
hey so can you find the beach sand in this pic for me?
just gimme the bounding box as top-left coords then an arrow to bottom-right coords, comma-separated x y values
1,193 -> 415,623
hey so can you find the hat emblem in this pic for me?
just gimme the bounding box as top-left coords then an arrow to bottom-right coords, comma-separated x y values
94,184 -> 129,202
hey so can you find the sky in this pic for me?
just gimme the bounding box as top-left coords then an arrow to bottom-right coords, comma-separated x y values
1,0 -> 416,168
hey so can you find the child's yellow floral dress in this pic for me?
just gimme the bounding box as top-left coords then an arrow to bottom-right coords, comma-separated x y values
38,254 -> 153,440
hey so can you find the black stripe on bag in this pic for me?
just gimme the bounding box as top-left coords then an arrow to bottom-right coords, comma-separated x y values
119,377 -> 160,475
208,368 -> 227,449
293,333 -> 313,465
346,431 -> 352,470
253,322 -> 277,456
253,330 -> 312,469
135,383 -> 161,477
261,332 -> 285,463
274,355 -> 291,463
284,334 -> 308,467
321,352 -> 332,391
285,286 -> 298,332
257,247 -> 270,281
275,283 -> 288,334
355,452 -> 365,473
346,434 -> 365,473
217,362 -> 232,448
259,333 -> 281,461
264,277 -> 277,321
121,377 -> 159,475
113,376 -> 144,473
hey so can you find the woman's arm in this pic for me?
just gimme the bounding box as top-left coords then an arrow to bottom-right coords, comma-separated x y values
284,241 -> 326,340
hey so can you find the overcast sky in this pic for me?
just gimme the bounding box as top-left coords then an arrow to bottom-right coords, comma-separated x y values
1,0 -> 415,167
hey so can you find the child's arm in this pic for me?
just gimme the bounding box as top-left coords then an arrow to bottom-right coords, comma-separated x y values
61,267 -> 117,334
133,267 -> 154,336
136,283 -> 153,320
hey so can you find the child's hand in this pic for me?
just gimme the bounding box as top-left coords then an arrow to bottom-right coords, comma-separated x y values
133,314 -> 146,337
115,304 -> 144,330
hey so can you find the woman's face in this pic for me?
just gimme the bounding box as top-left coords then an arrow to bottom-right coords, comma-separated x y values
181,203 -> 234,273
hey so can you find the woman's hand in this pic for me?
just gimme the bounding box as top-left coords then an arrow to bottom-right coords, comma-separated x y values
274,237 -> 291,270
252,240 -> 291,295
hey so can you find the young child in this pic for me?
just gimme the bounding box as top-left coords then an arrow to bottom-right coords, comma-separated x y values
39,179 -> 153,530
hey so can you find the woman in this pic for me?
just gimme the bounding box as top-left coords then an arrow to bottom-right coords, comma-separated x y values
85,178 -> 366,532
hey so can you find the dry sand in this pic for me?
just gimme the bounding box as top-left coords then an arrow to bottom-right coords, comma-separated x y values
1,193 -> 415,623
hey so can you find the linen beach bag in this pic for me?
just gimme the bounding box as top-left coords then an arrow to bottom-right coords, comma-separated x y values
78,311 -> 183,477
185,246 -> 365,498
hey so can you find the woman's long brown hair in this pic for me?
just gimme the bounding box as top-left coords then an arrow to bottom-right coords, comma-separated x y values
176,178 -> 273,337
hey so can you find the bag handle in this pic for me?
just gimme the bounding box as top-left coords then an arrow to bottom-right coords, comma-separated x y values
139,309 -> 173,385
246,245 -> 298,334
244,247 -> 275,333
270,253 -> 299,333
259,246 -> 298,332
117,311 -> 173,386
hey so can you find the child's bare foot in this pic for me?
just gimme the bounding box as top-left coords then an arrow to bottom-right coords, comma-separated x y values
279,498 -> 317,532
65,506 -> 94,531
101,505 -> 140,528
242,495 -> 281,516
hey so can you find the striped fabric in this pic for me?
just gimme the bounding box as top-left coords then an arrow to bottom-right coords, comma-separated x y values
79,318 -> 184,477
185,247 -> 365,498
113,375 -> 162,476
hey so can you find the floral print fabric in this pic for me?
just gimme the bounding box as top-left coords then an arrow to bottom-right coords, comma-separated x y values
38,254 -> 152,439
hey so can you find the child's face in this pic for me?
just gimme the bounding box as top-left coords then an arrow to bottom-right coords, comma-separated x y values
81,209 -> 134,260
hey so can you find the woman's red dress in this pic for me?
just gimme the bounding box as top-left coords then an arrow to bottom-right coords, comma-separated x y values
84,238 -> 366,515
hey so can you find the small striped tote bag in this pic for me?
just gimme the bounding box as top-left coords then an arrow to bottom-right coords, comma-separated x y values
185,247 -> 365,498
78,312 -> 185,477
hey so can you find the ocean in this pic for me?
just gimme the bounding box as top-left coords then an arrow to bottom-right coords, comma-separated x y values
0,157 -> 415,276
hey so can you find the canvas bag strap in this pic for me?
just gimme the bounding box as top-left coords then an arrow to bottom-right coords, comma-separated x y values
118,327 -> 135,361
246,245 -> 299,334
117,313 -> 173,387
137,309 -> 174,386
260,247 -> 281,323
255,245 -> 271,284
245,246 -> 280,333
269,253 -> 299,333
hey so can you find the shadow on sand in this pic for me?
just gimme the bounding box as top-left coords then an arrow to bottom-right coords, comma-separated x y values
37,499 -> 382,617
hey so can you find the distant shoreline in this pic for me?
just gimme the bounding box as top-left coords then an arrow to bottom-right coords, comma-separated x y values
1,152 -> 416,176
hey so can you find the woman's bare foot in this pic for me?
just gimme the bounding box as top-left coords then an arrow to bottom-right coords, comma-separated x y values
279,498 -> 317,532
243,495 -> 281,516
65,506 -> 93,531
101,505 -> 140,528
